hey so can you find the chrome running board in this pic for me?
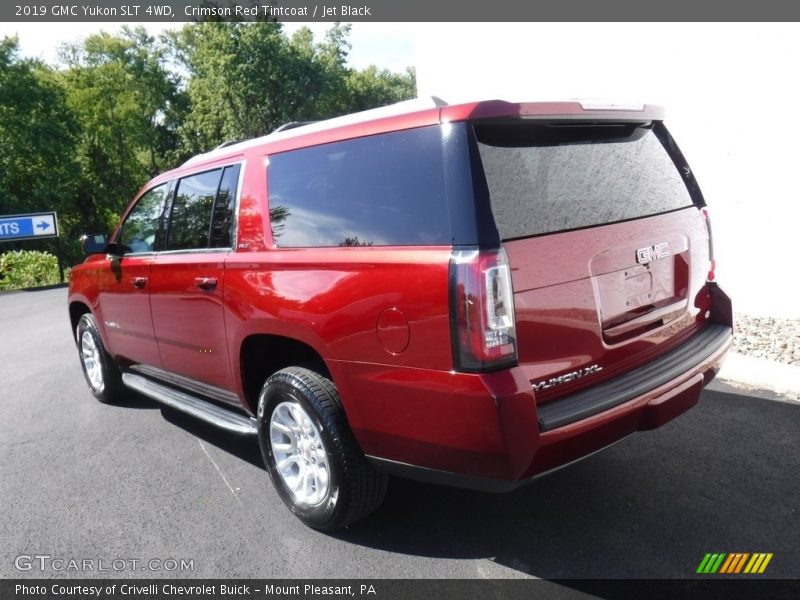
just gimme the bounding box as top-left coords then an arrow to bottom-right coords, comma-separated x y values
122,373 -> 257,435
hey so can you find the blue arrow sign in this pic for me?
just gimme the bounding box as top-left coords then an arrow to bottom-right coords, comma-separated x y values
0,212 -> 59,242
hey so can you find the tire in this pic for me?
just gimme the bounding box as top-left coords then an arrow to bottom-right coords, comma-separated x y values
76,313 -> 124,404
256,366 -> 388,530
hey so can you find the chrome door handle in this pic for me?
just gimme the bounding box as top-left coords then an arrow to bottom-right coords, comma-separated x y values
131,277 -> 147,289
194,277 -> 218,290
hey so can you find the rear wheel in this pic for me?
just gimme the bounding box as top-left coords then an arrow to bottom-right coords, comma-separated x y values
257,366 -> 387,530
76,314 -> 124,404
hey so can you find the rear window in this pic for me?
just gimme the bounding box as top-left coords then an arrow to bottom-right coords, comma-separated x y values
474,122 -> 694,240
267,125 -> 450,247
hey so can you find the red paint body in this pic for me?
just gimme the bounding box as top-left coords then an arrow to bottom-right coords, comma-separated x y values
68,100 -> 732,488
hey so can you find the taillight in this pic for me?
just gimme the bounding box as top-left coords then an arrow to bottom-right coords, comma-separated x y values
702,207 -> 716,281
449,247 -> 517,372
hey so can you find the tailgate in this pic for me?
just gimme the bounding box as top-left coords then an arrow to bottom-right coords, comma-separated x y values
472,119 -> 714,402
505,208 -> 712,402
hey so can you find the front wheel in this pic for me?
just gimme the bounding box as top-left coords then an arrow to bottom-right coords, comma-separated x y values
257,366 -> 388,530
76,313 -> 124,404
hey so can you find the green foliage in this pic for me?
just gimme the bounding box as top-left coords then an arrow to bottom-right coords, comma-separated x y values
0,250 -> 64,290
169,23 -> 416,153
0,38 -> 80,261
59,26 -> 186,225
1,24 -> 416,268
1,31 -> 184,267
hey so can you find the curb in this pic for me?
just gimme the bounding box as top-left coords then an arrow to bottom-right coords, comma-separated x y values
711,351 -> 800,403
0,282 -> 68,295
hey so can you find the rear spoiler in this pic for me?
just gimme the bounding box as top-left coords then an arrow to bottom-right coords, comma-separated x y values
441,100 -> 665,123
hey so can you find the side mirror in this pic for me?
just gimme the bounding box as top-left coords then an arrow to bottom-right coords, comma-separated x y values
81,233 -> 109,255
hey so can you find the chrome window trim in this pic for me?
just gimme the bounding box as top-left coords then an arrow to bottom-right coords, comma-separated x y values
155,247 -> 232,256
231,159 -> 245,251
111,252 -> 156,258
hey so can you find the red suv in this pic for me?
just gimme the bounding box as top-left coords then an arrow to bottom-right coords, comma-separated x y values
68,99 -> 732,530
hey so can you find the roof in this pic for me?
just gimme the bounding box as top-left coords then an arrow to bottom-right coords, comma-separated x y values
179,97 -> 664,170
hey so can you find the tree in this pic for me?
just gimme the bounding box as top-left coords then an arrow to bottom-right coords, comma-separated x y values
0,37 -> 80,257
59,26 -> 185,228
344,66 -> 417,113
170,23 -> 416,154
2,24 -> 417,272
170,21 -> 296,152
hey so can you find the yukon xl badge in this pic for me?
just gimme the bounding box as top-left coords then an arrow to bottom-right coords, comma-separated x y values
636,242 -> 670,265
533,364 -> 604,392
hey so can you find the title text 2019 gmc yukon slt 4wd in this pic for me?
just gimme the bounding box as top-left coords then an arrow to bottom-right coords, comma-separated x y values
69,98 -> 732,530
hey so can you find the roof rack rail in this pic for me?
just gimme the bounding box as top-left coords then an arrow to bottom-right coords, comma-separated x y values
213,139 -> 242,150
181,98 -> 450,169
272,121 -> 317,134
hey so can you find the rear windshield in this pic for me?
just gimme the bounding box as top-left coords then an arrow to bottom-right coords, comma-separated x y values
474,122 -> 694,240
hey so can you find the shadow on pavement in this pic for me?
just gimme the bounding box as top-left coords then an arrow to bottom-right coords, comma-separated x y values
118,388 -> 264,469
336,390 -> 799,579
121,387 -> 799,579
160,404 -> 264,470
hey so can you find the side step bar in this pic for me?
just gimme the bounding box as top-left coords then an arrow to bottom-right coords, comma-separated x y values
122,373 -> 257,435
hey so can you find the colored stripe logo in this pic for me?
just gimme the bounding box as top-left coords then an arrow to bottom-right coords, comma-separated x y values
696,553 -> 773,574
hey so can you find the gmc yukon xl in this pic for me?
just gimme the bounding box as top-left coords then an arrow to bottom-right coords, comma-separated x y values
68,98 -> 732,529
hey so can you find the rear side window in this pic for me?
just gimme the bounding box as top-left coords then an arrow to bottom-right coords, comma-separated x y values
167,169 -> 221,250
166,164 -> 240,251
474,122 -> 695,240
267,125 -> 450,247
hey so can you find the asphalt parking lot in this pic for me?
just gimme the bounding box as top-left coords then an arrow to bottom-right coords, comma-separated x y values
1,287 -> 798,579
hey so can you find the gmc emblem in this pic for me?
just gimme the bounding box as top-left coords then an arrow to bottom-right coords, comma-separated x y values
636,242 -> 670,265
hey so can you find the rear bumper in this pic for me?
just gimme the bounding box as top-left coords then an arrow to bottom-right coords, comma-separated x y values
537,323 -> 731,432
342,289 -> 733,492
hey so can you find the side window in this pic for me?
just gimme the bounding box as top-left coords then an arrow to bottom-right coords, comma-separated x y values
267,126 -> 450,247
166,169 -> 222,251
117,184 -> 168,254
209,164 -> 241,248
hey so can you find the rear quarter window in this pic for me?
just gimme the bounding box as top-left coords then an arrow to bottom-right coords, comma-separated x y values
474,122 -> 695,240
267,125 -> 450,247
